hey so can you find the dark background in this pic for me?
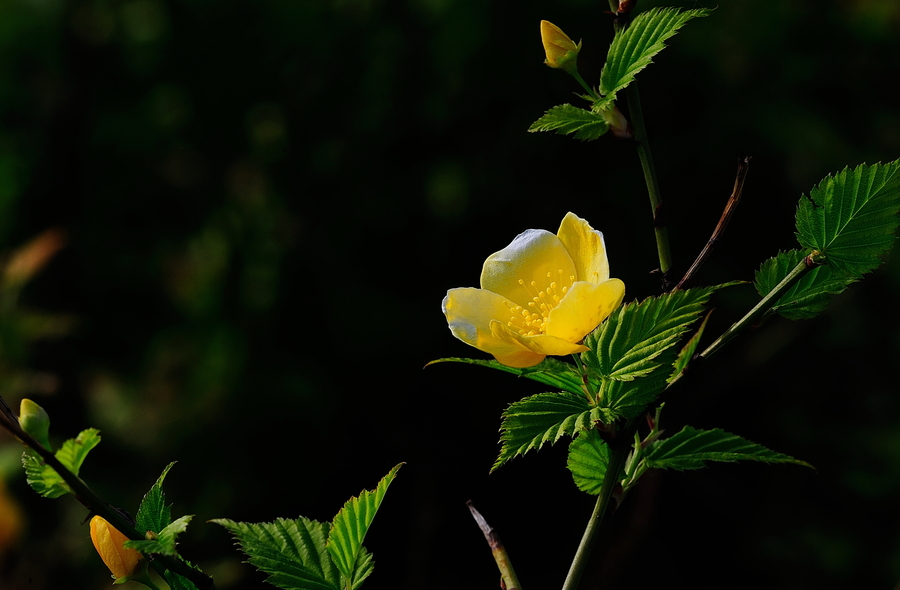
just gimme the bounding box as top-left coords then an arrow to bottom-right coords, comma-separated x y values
1,0 -> 900,588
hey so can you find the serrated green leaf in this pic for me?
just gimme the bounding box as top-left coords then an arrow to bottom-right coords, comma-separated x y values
755,250 -> 856,319
795,161 -> 900,276
126,515 -> 193,556
161,568 -> 200,590
212,517 -> 341,590
348,547 -> 374,590
494,392 -> 595,471
426,356 -> 584,395
22,428 -> 101,498
326,464 -> 401,589
136,462 -> 176,535
646,426 -> 813,471
567,429 -> 611,495
668,311 -> 712,382
583,285 -> 733,382
528,104 -> 609,140
600,7 -> 712,99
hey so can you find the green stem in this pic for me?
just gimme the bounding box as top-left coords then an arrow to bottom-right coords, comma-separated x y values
698,253 -> 822,361
626,83 -> 673,282
560,436 -> 629,590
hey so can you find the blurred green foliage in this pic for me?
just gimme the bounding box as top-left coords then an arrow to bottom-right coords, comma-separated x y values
0,0 -> 899,589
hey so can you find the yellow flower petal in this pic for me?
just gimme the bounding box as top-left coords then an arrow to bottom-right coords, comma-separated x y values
545,279 -> 625,342
492,320 -> 588,356
90,516 -> 142,580
443,288 -> 531,356
480,229 -> 576,309
540,21 -> 579,68
557,212 -> 610,284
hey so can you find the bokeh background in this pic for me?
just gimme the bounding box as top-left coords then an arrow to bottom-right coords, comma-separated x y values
1,0 -> 900,588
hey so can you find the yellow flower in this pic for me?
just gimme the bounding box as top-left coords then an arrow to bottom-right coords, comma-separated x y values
90,515 -> 142,580
443,213 -> 625,368
540,20 -> 581,71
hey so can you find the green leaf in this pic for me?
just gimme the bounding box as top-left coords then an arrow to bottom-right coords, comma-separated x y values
795,161 -> 900,276
646,426 -> 813,471
212,517 -> 341,590
669,311 -> 712,382
161,568 -> 200,590
528,104 -> 609,140
583,285 -> 734,383
136,462 -> 176,535
426,357 -> 584,395
755,250 -> 855,320
326,464 -> 401,589
126,515 -> 193,556
22,428 -> 101,498
599,7 -> 712,99
567,429 -> 611,495
493,392 -> 596,471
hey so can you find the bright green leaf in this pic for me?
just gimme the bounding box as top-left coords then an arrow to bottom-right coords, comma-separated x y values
796,161 -> 900,276
136,462 -> 176,535
126,515 -> 193,556
427,357 -> 584,395
755,250 -> 855,319
493,392 -> 596,471
599,7 -> 712,99
567,429 -> 611,495
669,311 -> 712,382
212,517 -> 341,590
326,464 -> 401,589
528,104 -> 609,140
22,428 -> 100,498
646,426 -> 813,471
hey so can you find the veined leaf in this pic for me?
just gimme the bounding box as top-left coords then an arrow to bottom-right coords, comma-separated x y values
427,357 -> 584,395
646,426 -> 813,471
669,311 -> 712,383
796,161 -> 900,276
22,428 -> 101,498
162,567 -> 201,590
567,429 -> 612,495
494,392 -> 595,471
127,515 -> 193,556
136,462 -> 176,535
755,250 -> 855,320
212,517 -> 341,590
528,104 -> 609,140
583,285 -> 735,382
599,7 -> 712,99
326,464 -> 402,589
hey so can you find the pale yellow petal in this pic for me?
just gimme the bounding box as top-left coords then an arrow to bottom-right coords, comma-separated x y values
557,212 -> 610,284
545,278 -> 625,342
480,229 -> 576,308
443,288 -> 533,359
491,320 -> 588,356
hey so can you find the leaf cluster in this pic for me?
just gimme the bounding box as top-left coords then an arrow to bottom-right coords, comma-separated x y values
213,464 -> 401,590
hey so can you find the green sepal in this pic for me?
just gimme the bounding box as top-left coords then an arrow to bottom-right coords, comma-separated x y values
755,250 -> 855,319
566,429 -> 612,495
212,517 -> 341,590
135,462 -> 176,535
645,426 -> 814,471
599,7 -> 712,100
426,356 -> 584,395
22,428 -> 100,498
795,160 -> 900,277
528,104 -> 609,140
493,392 -> 601,472
326,464 -> 401,589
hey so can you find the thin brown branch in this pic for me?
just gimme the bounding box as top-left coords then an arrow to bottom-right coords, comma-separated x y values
467,500 -> 523,590
674,156 -> 752,291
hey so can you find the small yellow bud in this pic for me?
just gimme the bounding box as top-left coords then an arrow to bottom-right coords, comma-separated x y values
18,398 -> 52,451
540,20 -> 581,73
90,516 -> 143,580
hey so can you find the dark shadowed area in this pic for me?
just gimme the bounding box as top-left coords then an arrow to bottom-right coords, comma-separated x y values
1,0 -> 900,589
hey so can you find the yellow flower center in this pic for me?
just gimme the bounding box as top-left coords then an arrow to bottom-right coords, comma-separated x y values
505,269 -> 575,336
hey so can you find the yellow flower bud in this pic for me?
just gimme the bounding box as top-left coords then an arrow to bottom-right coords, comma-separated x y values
540,20 -> 581,73
18,398 -> 52,451
90,516 -> 142,580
